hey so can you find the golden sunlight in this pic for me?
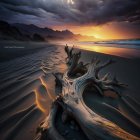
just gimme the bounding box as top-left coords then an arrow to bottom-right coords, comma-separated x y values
74,45 -> 140,58
39,77 -> 55,101
34,89 -> 46,113
53,22 -> 139,40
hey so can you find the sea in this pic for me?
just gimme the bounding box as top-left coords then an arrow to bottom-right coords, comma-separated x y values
72,39 -> 140,58
77,39 -> 140,49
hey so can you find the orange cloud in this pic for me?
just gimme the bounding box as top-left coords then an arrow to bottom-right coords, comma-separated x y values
53,22 -> 140,40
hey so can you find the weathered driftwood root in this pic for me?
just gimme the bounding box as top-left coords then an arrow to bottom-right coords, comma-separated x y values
35,45 -> 139,140
65,44 -> 87,77
35,98 -> 65,140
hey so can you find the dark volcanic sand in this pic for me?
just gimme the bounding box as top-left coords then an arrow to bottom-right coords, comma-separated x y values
0,41 -> 140,140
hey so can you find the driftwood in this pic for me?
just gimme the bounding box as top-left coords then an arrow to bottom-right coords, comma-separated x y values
35,45 -> 139,140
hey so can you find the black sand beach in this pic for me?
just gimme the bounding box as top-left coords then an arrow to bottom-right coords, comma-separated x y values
0,41 -> 140,140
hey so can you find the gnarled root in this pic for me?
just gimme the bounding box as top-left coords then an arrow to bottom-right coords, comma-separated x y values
35,100 -> 65,140
35,95 -> 139,140
35,45 -> 139,140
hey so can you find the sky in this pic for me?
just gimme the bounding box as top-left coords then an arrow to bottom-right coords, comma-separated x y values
0,0 -> 140,40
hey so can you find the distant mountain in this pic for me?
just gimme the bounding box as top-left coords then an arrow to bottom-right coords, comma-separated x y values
32,33 -> 45,41
75,34 -> 96,41
0,20 -> 31,41
0,20 -> 95,41
12,23 -> 77,41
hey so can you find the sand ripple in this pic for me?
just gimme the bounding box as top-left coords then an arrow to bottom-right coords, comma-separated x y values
0,44 -> 139,140
0,45 -> 66,140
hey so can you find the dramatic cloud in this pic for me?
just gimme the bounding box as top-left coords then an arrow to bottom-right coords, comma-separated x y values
0,0 -> 140,26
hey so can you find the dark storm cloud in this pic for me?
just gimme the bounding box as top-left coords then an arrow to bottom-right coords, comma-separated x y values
65,0 -> 140,25
0,0 -> 140,25
1,3 -> 42,17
